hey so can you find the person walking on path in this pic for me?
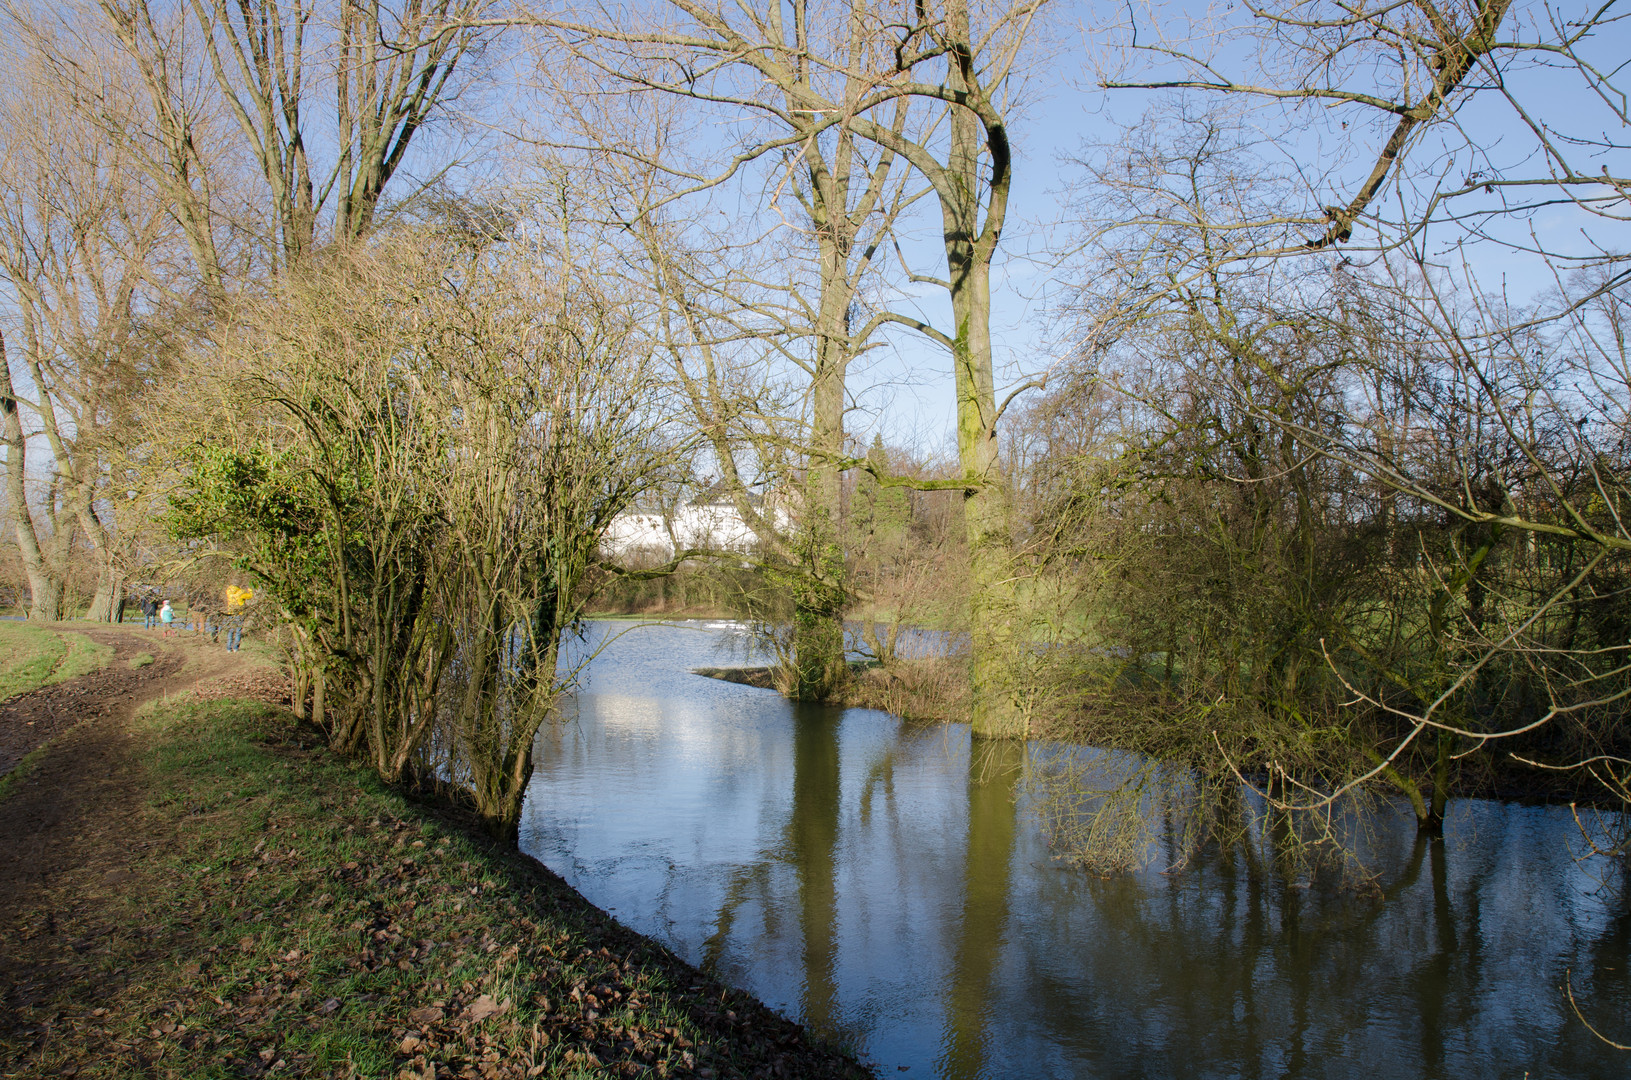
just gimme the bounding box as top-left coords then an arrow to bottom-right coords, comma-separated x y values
222,585 -> 253,652
159,600 -> 175,638
141,596 -> 158,630
223,613 -> 245,652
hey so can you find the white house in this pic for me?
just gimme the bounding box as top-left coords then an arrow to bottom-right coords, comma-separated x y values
601,489 -> 792,563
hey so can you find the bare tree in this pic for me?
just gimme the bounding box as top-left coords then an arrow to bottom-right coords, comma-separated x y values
522,4 -> 935,699
179,0 -> 494,261
1072,0 -> 1631,824
2,1 -> 236,303
0,0 -> 497,618
1049,100 -> 1629,858
525,0 -> 1052,731
12,0 -> 496,285
1265,267 -> 1631,831
0,35 -> 184,620
1099,0 -> 1628,264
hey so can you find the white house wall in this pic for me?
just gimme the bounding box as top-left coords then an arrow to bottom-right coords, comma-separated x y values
600,504 -> 790,562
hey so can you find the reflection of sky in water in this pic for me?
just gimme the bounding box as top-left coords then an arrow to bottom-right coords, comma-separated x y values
523,621 -> 1630,1079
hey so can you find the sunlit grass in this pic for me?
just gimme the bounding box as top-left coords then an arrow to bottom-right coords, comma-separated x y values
0,621 -> 114,702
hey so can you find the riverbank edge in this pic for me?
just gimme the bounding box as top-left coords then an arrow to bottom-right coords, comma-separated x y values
691,660 -> 1622,811
691,659 -> 968,725
1,694 -> 875,1080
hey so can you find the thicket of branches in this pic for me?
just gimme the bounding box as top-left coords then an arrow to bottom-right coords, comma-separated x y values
169,229 -> 689,836
1015,0 -> 1631,867
1013,260 -> 1630,868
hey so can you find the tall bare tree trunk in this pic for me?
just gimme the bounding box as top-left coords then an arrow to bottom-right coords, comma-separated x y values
790,245 -> 854,700
944,211 -> 1018,733
80,504 -> 125,622
942,0 -> 1020,737
0,331 -> 66,622
85,569 -> 125,623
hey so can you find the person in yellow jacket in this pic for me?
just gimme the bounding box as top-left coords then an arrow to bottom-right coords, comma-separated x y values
222,585 -> 254,651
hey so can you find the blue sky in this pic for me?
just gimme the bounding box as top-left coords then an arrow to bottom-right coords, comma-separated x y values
852,0 -> 1631,451
6,0 -> 1622,479
315,0 -> 1631,459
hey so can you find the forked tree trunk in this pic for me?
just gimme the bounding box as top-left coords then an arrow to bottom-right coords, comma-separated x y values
0,331 -> 69,623
941,0 -> 1021,737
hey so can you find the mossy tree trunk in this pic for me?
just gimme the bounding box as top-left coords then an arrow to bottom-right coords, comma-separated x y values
860,0 -> 1026,737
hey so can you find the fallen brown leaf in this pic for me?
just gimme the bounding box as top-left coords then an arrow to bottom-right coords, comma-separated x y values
465,995 -> 505,1023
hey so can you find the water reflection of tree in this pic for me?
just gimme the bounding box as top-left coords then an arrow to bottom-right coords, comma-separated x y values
694,713 -> 1039,1073
697,705 -> 847,1036
939,740 -> 1022,1080
788,705 -> 843,1032
997,805 -> 1627,1078
699,862 -> 777,977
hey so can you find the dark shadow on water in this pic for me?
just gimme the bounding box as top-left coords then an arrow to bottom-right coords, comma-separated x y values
789,702 -> 842,1034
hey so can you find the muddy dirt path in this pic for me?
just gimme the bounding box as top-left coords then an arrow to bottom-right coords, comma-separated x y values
2,628 -> 201,775
0,627 -> 249,919
0,627 -> 294,1075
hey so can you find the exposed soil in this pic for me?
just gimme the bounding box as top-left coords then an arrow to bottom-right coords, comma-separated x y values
0,626 -> 217,779
691,666 -> 777,690
0,629 -> 253,887
0,628 -> 273,1015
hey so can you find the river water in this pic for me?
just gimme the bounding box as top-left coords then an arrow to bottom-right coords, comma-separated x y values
519,620 -> 1629,1079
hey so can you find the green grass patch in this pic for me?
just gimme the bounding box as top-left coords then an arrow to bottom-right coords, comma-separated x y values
127,652 -> 156,670
0,621 -> 70,700
53,631 -> 116,683
0,739 -> 56,804
0,622 -> 114,701
1,697 -> 869,1079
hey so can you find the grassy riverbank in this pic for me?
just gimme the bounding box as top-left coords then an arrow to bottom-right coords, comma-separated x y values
1,694 -> 871,1080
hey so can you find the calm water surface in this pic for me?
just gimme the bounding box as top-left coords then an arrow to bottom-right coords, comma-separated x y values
519,621 -> 1629,1079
